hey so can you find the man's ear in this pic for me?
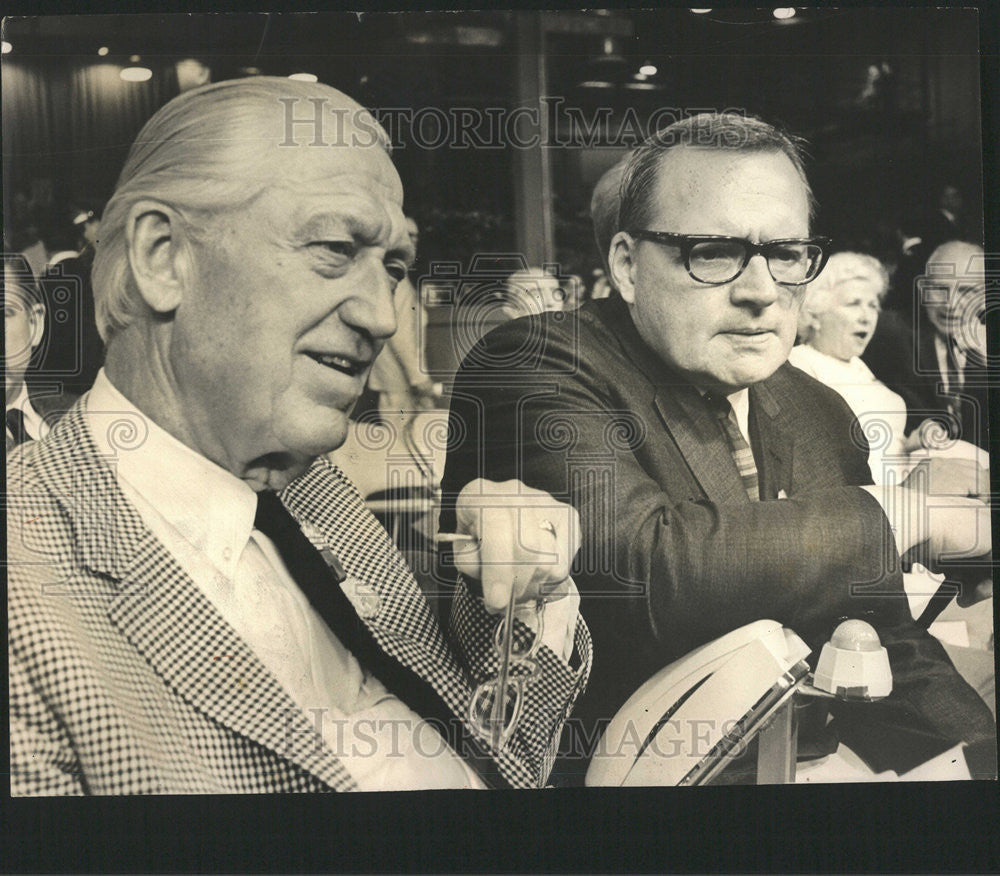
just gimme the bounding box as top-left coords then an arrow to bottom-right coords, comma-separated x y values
125,201 -> 191,314
609,231 -> 637,304
27,302 -> 46,353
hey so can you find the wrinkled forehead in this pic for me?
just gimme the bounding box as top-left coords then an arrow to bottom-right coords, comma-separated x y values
649,147 -> 810,225
928,245 -> 984,285
270,135 -> 401,198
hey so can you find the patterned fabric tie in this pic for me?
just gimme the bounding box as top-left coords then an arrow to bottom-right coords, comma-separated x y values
6,407 -> 28,450
705,394 -> 760,502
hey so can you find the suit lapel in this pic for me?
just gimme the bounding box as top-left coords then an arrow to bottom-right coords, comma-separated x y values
41,406 -> 356,792
593,297 -> 751,506
653,386 -> 751,506
279,460 -> 523,788
279,461 -> 463,695
107,538 -> 356,791
748,380 -> 795,500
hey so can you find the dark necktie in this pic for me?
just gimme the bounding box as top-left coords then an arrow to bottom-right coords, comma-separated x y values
6,407 -> 28,449
251,490 -> 507,788
946,339 -> 965,392
705,394 -> 760,502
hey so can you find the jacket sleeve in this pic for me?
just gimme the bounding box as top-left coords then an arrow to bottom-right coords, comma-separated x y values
446,579 -> 592,785
442,318 -> 908,663
9,647 -> 86,796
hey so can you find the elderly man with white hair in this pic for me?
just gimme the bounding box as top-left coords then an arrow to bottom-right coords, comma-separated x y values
7,77 -> 591,795
864,239 -> 991,454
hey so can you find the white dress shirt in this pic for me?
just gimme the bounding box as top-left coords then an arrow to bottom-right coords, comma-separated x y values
84,370 -> 485,790
727,387 -> 750,447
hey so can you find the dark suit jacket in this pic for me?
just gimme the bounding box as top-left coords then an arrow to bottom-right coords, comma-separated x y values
443,295 -> 995,778
863,310 -> 989,449
7,386 -> 79,448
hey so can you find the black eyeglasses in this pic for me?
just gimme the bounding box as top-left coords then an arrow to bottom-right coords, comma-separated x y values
629,231 -> 832,286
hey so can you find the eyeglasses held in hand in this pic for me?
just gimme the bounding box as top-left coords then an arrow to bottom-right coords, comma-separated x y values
468,595 -> 544,752
628,230 -> 832,286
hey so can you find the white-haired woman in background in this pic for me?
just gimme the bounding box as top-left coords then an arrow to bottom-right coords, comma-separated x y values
789,251 -> 980,482
791,252 -> 993,708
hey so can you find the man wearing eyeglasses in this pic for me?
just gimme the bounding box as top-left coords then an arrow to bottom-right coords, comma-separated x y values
442,112 -> 994,781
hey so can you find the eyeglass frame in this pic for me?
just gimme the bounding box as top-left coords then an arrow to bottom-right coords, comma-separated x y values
627,230 -> 832,287
467,598 -> 546,752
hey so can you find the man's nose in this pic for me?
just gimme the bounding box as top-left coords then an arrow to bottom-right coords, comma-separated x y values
729,254 -> 780,308
339,259 -> 398,340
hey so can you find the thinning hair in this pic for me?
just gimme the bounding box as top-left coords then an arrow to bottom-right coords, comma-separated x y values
798,251 -> 889,342
618,112 -> 815,235
91,76 -> 390,343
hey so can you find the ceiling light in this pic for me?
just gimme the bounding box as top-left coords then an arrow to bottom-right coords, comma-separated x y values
773,8 -> 796,19
288,72 -> 318,82
689,8 -> 712,13
120,66 -> 153,82
176,58 -> 211,91
129,54 -> 141,63
1,41 -> 12,54
578,80 -> 615,90
638,63 -> 657,77
97,46 -> 109,56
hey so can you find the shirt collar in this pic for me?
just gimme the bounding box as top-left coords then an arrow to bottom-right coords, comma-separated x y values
697,385 -> 751,445
85,369 -> 258,581
727,388 -> 750,445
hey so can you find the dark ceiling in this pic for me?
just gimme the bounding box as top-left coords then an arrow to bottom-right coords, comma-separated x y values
3,8 -> 978,109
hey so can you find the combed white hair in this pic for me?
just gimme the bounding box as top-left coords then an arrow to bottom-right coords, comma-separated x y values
798,251 -> 889,342
92,76 -> 390,342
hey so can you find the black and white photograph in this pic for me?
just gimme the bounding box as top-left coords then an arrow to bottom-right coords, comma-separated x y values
2,4 -> 997,865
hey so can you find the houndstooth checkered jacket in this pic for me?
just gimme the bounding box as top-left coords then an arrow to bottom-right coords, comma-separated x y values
7,403 -> 591,795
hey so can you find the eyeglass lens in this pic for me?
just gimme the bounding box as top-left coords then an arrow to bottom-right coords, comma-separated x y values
469,678 -> 523,746
689,240 -> 823,284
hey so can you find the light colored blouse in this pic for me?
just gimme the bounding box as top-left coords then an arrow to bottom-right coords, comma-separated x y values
788,343 -> 909,483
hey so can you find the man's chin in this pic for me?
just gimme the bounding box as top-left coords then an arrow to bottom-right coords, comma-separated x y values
295,421 -> 351,459
715,360 -> 784,392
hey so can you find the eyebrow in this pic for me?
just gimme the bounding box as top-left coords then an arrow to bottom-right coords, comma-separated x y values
296,210 -> 414,263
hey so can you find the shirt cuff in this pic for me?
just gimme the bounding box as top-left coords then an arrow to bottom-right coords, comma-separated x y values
514,579 -> 580,664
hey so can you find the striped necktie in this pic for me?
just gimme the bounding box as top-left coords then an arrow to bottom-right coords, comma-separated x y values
705,394 -> 760,502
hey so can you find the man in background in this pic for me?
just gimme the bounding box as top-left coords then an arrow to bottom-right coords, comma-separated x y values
4,254 -> 77,450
